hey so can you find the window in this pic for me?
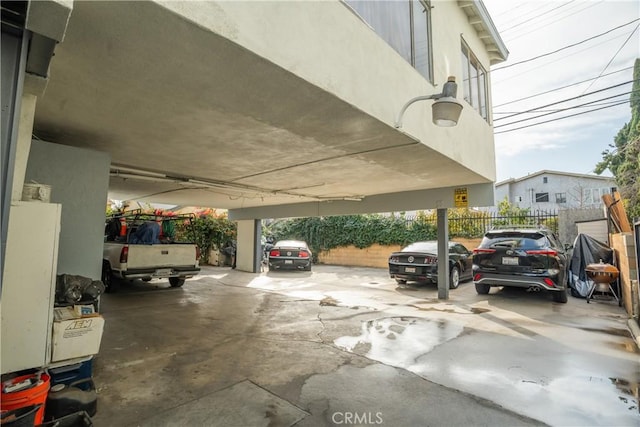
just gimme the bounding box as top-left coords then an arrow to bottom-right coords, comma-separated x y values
583,189 -> 593,204
346,0 -> 432,82
461,41 -> 489,122
535,193 -> 549,202
543,177 -> 548,184
611,186 -> 617,193
592,188 -> 601,203
555,193 -> 566,203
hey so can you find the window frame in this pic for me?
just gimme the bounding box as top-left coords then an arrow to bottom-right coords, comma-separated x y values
345,0 -> 433,83
535,192 -> 549,203
461,39 -> 490,123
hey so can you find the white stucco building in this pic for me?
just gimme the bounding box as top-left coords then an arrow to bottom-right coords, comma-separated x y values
494,170 -> 617,212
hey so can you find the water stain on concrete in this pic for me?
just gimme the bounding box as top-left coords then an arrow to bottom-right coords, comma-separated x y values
334,317 -> 464,367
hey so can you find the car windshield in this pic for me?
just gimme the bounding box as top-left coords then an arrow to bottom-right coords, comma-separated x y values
402,242 -> 439,253
275,240 -> 308,249
481,232 -> 547,249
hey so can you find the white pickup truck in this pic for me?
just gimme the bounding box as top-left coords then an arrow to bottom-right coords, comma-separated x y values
102,212 -> 201,293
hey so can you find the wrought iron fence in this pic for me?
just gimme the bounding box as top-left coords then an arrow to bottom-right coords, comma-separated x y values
404,210 -> 558,238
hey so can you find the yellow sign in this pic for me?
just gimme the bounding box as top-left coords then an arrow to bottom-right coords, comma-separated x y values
454,187 -> 468,208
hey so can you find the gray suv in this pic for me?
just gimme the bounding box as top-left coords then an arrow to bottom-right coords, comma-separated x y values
472,227 -> 569,303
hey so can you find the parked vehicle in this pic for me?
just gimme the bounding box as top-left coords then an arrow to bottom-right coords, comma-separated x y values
388,241 -> 473,289
102,211 -> 200,292
472,227 -> 569,303
268,240 -> 312,271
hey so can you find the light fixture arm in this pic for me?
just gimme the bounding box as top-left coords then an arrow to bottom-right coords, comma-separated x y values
394,76 -> 460,128
395,93 -> 440,128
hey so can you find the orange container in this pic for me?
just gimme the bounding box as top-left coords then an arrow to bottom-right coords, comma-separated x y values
1,373 -> 50,425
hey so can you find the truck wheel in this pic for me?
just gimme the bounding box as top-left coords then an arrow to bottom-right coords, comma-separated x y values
102,261 -> 120,293
169,277 -> 185,287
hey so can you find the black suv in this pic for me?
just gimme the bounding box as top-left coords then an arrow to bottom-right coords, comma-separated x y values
472,227 -> 569,303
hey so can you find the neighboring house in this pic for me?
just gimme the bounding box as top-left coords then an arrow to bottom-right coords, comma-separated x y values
494,170 -> 617,212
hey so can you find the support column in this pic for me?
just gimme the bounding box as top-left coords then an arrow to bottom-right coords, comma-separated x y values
437,208 -> 449,300
235,219 -> 261,273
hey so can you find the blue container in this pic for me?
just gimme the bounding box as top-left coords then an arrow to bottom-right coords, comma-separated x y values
48,359 -> 93,391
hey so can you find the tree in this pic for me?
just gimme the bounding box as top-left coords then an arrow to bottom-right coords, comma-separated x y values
183,208 -> 236,264
595,58 -> 640,221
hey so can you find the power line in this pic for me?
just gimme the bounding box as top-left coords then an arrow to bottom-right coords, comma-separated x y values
580,22 -> 640,94
493,66 -> 634,108
494,100 -> 629,135
495,98 -> 632,114
493,79 -> 636,121
494,91 -> 633,128
492,32 -> 631,86
500,1 -> 577,33
504,1 -> 605,43
492,18 -> 640,72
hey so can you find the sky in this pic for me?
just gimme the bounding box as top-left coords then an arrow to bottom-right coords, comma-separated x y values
481,0 -> 640,182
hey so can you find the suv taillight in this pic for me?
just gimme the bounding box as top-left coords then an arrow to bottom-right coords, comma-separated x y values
473,248 -> 496,254
120,246 -> 129,263
526,249 -> 557,256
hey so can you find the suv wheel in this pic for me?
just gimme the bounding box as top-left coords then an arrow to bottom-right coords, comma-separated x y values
475,283 -> 490,295
552,288 -> 568,303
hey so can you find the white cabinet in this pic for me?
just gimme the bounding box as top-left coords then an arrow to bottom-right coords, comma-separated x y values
1,201 -> 61,374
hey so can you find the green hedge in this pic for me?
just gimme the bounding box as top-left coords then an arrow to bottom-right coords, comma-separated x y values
267,214 -> 437,256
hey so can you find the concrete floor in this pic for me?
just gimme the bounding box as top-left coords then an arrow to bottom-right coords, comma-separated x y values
92,265 -> 639,426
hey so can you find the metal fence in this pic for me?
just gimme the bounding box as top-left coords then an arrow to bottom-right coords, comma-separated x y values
404,210 -> 559,238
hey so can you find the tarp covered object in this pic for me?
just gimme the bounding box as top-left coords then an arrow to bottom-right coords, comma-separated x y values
568,233 -> 614,297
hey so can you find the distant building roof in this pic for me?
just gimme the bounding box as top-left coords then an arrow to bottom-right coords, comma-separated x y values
495,170 -> 616,187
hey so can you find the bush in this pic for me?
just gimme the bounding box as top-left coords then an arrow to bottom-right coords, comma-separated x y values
268,213 -> 437,256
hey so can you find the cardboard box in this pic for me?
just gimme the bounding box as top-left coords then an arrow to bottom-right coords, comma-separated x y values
51,315 -> 105,362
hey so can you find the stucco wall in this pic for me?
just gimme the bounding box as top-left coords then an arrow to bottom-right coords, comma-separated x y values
25,140 -> 110,279
559,208 -> 607,247
160,0 -> 497,182
318,238 -> 482,268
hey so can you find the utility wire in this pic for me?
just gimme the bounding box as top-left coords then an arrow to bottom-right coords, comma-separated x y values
492,18 -> 640,72
494,91 -> 633,128
500,1 -> 576,33
494,100 -> 629,134
495,98 -> 632,114
493,79 -> 636,121
504,1 -> 604,42
580,22 -> 640,94
493,66 -> 633,108
492,32 -> 630,86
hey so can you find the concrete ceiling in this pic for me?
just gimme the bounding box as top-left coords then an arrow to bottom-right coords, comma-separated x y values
33,1 -> 488,211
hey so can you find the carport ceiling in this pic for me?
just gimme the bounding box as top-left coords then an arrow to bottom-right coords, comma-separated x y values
33,1 -> 487,209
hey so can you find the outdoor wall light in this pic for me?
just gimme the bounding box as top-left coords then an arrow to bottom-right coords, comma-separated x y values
394,76 -> 463,128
